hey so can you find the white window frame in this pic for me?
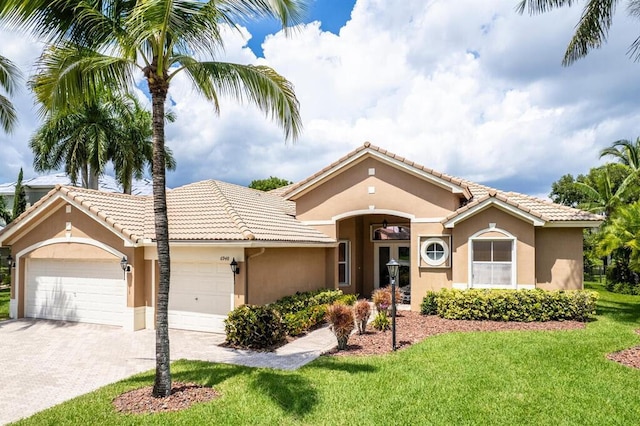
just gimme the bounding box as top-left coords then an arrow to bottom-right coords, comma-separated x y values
468,227 -> 517,289
338,240 -> 350,287
419,236 -> 451,268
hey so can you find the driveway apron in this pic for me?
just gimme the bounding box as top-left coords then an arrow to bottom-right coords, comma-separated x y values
0,319 -> 335,425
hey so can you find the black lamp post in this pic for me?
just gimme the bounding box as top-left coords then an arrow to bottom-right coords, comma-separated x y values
386,258 -> 399,351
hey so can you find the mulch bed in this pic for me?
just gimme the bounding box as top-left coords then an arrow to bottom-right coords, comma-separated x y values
325,310 -> 587,356
606,329 -> 640,369
113,382 -> 219,415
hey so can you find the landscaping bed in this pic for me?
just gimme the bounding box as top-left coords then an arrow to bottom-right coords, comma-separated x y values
326,310 -> 586,356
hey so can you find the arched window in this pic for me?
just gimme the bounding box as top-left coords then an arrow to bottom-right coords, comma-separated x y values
469,227 -> 516,288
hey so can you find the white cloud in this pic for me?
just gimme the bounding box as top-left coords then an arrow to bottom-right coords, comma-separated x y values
1,0 -> 640,198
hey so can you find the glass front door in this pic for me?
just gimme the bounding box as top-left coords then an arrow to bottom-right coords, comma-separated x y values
375,244 -> 410,290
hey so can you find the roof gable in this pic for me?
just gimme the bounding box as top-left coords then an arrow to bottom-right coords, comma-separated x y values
283,142 -> 472,200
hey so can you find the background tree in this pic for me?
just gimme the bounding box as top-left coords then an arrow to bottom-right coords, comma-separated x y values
1,0 -> 306,398
0,196 -> 10,226
0,55 -> 21,133
12,168 -> 26,220
518,0 -> 640,65
600,138 -> 640,171
249,176 -> 292,191
109,96 -> 177,194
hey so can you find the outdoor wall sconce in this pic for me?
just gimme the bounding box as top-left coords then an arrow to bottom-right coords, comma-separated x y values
230,258 -> 240,275
382,219 -> 388,229
120,256 -> 131,274
6,254 -> 14,268
386,258 -> 399,351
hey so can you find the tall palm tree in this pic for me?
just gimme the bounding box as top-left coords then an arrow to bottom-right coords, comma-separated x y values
0,54 -> 21,133
109,95 -> 177,194
30,93 -> 121,189
1,0 -> 305,397
598,201 -> 640,271
600,138 -> 640,171
518,0 -> 640,65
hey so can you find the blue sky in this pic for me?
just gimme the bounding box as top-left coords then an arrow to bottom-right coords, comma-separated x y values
2,0 -> 640,199
246,0 -> 357,56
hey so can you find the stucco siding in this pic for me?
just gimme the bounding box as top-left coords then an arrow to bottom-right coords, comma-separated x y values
295,157 -> 461,222
247,247 -> 330,306
535,228 -> 584,290
451,207 -> 536,286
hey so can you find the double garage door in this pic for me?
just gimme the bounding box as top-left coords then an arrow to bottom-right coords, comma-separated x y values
25,258 -> 125,326
25,258 -> 233,333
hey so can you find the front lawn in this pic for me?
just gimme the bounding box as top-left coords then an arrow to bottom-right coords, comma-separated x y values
14,282 -> 640,425
0,288 -> 9,321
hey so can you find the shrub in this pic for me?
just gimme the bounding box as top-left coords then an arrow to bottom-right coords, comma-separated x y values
326,303 -> 355,350
420,291 -> 438,315
336,293 -> 357,306
372,286 -> 402,312
423,289 -> 598,322
371,311 -> 390,331
224,305 -> 286,349
353,299 -> 371,334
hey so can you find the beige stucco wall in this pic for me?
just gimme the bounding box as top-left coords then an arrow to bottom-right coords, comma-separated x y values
294,157 -> 463,222
246,247 -> 333,306
535,227 -> 584,290
4,201 -> 141,317
451,207 -> 536,286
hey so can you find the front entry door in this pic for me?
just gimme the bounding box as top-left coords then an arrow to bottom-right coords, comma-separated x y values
374,244 -> 410,290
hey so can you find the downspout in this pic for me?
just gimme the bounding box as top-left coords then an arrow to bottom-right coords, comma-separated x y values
246,248 -> 265,305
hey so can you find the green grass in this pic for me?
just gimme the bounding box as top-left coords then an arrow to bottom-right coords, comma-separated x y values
0,288 -> 9,321
13,282 -> 640,425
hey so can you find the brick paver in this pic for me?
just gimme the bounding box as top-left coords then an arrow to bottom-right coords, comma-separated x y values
0,319 -> 336,425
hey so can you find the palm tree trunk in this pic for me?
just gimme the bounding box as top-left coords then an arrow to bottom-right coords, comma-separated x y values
81,164 -> 89,189
88,166 -> 99,190
150,80 -> 172,398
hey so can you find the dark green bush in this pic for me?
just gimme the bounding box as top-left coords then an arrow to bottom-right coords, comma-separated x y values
423,289 -> 597,322
224,305 -> 285,349
420,291 -> 438,315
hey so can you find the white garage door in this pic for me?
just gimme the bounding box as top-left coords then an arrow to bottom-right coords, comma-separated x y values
26,258 -> 125,326
169,261 -> 233,333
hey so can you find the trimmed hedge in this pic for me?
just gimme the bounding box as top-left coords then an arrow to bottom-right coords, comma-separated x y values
225,289 -> 357,347
224,305 -> 286,349
421,289 -> 598,322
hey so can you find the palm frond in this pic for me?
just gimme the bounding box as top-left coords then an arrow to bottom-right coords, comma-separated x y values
182,61 -> 302,141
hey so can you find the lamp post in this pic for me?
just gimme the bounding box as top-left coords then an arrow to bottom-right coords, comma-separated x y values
386,258 -> 399,351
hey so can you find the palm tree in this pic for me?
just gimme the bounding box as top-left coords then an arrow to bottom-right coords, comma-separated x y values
518,0 -> 640,65
598,201 -> 640,272
109,95 -> 177,194
575,165 -> 630,217
1,0 -> 305,397
600,138 -> 640,171
0,54 -> 22,133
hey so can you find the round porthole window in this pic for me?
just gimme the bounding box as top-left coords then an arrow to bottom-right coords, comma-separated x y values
421,238 -> 449,267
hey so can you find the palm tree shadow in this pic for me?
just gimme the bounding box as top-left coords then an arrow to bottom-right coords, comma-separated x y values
249,371 -> 318,419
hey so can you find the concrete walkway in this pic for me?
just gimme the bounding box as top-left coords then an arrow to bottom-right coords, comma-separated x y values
0,319 -> 337,425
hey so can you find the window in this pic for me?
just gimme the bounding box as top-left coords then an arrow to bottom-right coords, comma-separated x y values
372,225 -> 410,241
471,240 -> 513,287
338,241 -> 350,286
419,236 -> 450,267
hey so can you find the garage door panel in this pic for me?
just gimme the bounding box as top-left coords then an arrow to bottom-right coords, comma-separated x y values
169,261 -> 233,332
26,258 -> 125,327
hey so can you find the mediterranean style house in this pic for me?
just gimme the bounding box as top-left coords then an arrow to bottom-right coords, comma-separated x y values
0,143 -> 602,333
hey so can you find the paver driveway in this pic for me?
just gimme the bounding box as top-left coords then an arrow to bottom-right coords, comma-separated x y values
0,318 -> 335,425
0,319 -> 225,425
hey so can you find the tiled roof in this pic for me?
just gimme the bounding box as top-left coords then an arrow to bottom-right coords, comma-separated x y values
285,142 -> 602,225
0,181 -> 334,245
452,181 -> 602,223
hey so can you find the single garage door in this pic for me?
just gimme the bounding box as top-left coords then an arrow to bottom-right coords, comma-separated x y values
26,258 -> 126,326
169,261 -> 233,333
